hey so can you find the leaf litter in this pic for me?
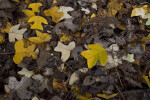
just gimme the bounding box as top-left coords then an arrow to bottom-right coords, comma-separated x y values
0,0 -> 150,100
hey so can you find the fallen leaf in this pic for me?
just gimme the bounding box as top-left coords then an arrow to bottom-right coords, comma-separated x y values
13,39 -> 37,64
0,22 -> 12,33
54,41 -> 75,62
107,0 -> 123,17
81,7 -> 90,14
69,72 -> 79,85
143,75 -> 150,88
141,34 -> 150,42
81,44 -> 108,68
0,35 -> 5,43
58,6 -> 74,20
131,5 -> 148,18
97,92 -> 118,100
28,3 -> 42,13
29,30 -> 51,44
8,76 -> 32,100
64,18 -> 78,32
28,16 -> 48,30
18,68 -> 34,78
8,24 -> 27,42
22,9 -> 35,20
122,54 -> 135,62
53,78 -> 68,92
60,33 -> 72,43
44,6 -> 64,23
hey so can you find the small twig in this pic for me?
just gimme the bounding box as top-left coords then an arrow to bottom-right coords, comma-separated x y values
0,52 -> 14,54
64,62 -> 74,71
115,67 -> 124,89
115,85 -> 126,100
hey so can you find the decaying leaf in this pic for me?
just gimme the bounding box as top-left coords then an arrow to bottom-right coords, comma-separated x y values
64,18 -> 78,32
0,22 -> 12,33
53,78 -> 68,92
44,6 -> 64,23
58,6 -> 74,20
107,0 -> 123,17
29,30 -> 51,44
28,3 -> 42,13
8,24 -> 27,42
13,39 -> 37,64
18,68 -> 34,78
8,76 -> 32,100
60,33 -> 72,42
28,16 -> 48,30
54,41 -> 75,62
81,44 -> 108,68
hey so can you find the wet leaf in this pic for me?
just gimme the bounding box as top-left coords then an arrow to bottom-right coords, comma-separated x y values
81,44 -> 108,68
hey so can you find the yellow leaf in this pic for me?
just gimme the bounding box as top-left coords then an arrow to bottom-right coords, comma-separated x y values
22,9 -> 35,20
0,35 -> 5,43
76,94 -> 93,100
141,34 -> 150,42
28,3 -> 42,13
81,44 -> 108,68
60,33 -> 72,42
12,0 -> 19,2
29,30 -> 51,43
44,6 -> 64,23
97,93 -> 118,100
13,40 -> 37,64
0,22 -> 12,33
131,5 -> 148,18
25,0 -> 30,3
90,13 -> 96,19
107,0 -> 123,17
28,16 -> 48,30
53,0 -> 57,4
143,75 -> 150,88
53,78 -> 68,92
